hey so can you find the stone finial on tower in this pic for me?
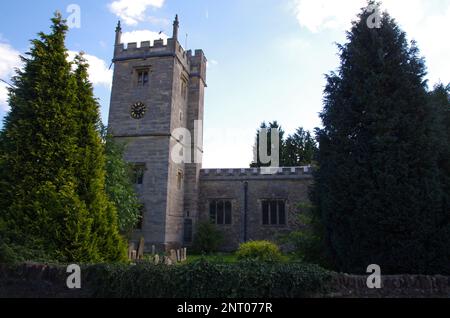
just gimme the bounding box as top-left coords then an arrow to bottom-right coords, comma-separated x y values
172,14 -> 179,40
115,20 -> 122,45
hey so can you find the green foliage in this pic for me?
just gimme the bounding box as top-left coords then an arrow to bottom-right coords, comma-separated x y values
250,122 -> 317,167
251,121 -> 286,168
236,241 -> 284,262
89,261 -> 331,298
280,203 -> 333,269
192,222 -> 224,254
284,128 -> 317,166
186,253 -> 237,264
102,127 -> 141,236
430,84 -> 450,205
314,2 -> 449,274
0,14 -> 126,263
0,244 -> 17,265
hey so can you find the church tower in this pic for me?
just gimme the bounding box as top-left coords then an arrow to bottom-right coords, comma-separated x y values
108,16 -> 207,251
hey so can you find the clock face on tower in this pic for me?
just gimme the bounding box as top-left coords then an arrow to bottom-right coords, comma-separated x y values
130,102 -> 147,119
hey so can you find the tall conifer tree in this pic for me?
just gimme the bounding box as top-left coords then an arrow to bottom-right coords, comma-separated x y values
0,14 -> 126,262
313,2 -> 448,274
72,54 -> 126,262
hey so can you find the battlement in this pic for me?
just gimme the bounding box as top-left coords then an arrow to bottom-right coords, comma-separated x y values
187,49 -> 207,64
113,16 -> 206,81
114,38 -> 190,66
186,49 -> 207,83
200,166 -> 313,180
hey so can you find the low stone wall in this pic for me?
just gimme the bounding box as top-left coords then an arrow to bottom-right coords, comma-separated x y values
328,273 -> 450,298
1,263 -> 450,298
0,263 -> 89,298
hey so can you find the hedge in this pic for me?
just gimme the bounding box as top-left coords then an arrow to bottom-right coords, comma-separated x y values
87,260 -> 331,298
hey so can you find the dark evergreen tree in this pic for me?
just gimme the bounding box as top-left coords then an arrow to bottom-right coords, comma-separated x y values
429,84 -> 450,257
251,121 -> 286,167
313,2 -> 448,274
72,54 -> 127,262
0,14 -> 126,263
284,128 -> 317,166
250,122 -> 317,167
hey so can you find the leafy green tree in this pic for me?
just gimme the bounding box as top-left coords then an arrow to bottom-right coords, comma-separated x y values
284,128 -> 317,166
313,3 -> 448,274
192,221 -> 224,254
250,122 -> 317,167
251,121 -> 286,167
280,203 -> 333,269
102,126 -> 141,236
0,14 -> 126,263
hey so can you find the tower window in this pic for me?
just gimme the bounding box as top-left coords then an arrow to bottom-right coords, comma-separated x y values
137,70 -> 149,86
209,200 -> 232,225
262,200 -> 286,226
132,164 -> 146,185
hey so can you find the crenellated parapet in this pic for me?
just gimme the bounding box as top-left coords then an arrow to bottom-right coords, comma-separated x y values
113,38 -> 190,69
112,16 -> 206,77
187,49 -> 207,85
200,166 -> 313,181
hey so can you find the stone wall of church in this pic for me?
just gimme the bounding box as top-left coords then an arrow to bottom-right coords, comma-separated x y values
198,167 -> 313,251
109,34 -> 208,251
120,136 -> 170,250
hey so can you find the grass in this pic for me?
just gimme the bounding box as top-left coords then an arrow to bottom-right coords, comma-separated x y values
186,253 -> 301,264
141,253 -> 238,264
142,250 -> 302,265
186,253 -> 238,264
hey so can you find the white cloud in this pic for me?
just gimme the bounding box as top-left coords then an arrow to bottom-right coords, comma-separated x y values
408,5 -> 450,86
292,0 -> 450,85
109,0 -> 165,26
0,44 -> 112,111
68,51 -> 113,88
293,0 -> 362,33
0,84 -> 11,111
121,30 -> 169,46
207,59 -> 219,68
0,42 -> 22,111
292,0 -> 427,33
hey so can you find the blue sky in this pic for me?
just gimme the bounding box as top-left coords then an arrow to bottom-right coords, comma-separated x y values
0,0 -> 449,168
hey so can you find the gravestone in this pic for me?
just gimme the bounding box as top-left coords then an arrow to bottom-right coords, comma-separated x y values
176,249 -> 181,262
170,249 -> 177,263
164,256 -> 173,266
128,242 -> 136,260
137,237 -> 145,260
151,245 -> 156,255
183,248 -> 187,261
131,250 -> 137,260
154,254 -> 160,265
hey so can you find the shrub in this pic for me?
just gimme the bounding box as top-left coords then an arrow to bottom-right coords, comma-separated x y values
236,241 -> 284,262
280,203 -> 334,269
89,261 -> 331,298
192,222 -> 224,254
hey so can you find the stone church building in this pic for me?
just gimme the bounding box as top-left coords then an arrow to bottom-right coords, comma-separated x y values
108,16 -> 313,252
